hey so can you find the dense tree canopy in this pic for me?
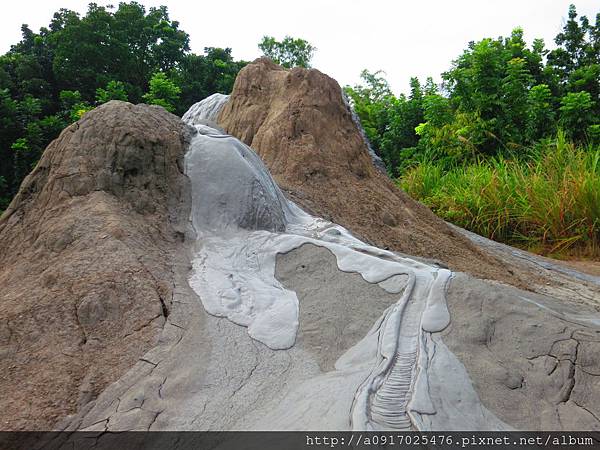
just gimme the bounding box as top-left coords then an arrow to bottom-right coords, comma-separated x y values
47,3 -> 190,102
347,4 -> 600,177
1,1 -> 597,223
0,2 -> 248,210
174,47 -> 246,114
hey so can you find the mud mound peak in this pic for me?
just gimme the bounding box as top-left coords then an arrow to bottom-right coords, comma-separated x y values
219,57 -> 375,183
0,101 -> 191,430
218,59 -> 520,285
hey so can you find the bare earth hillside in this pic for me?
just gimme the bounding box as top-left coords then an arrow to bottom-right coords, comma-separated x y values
218,58 -> 523,287
0,102 -> 191,430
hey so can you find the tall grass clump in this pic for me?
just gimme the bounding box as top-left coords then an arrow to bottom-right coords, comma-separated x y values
400,132 -> 600,257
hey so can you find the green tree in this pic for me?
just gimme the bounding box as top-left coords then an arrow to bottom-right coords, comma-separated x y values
0,89 -> 19,199
11,138 -> 32,190
500,57 -> 532,145
59,90 -> 92,121
526,84 -> 555,141
547,4 -> 600,115
0,175 -> 8,211
344,5 -> 599,181
96,80 -> 128,103
258,36 -> 315,68
0,2 -> 245,209
49,3 -> 189,102
345,70 -> 393,154
379,78 -> 424,175
142,71 -> 181,112
174,47 -> 247,115
548,5 -> 592,78
346,72 -> 426,176
559,91 -> 593,140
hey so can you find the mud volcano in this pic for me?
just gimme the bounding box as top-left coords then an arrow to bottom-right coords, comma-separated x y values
1,60 -> 599,439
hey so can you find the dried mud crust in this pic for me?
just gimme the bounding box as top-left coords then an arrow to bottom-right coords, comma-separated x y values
0,101 -> 191,430
554,259 -> 600,278
442,273 -> 600,430
218,58 -> 527,289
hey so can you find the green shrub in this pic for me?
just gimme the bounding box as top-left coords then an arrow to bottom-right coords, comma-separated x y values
142,72 -> 181,113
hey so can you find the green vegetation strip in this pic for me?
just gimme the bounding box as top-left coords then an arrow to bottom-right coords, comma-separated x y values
399,133 -> 600,257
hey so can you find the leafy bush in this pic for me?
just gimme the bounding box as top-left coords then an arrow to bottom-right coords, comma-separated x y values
142,72 -> 181,112
96,80 -> 128,104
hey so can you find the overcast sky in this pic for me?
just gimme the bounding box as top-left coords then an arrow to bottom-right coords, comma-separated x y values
1,1 -> 598,94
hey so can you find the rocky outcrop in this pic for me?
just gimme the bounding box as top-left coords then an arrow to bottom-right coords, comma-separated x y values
0,101 -> 191,430
217,58 -> 520,286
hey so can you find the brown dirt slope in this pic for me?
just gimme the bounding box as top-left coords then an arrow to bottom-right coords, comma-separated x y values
0,101 -> 191,430
218,58 -> 518,284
